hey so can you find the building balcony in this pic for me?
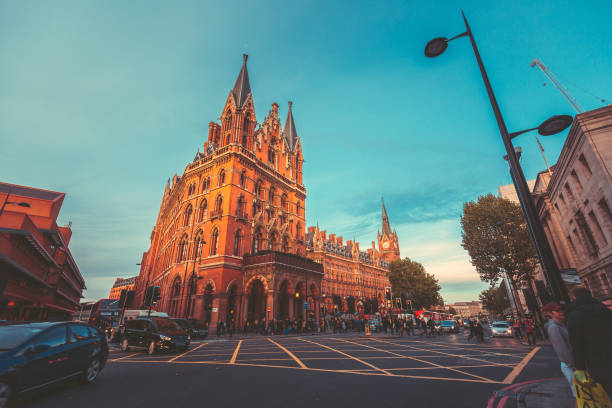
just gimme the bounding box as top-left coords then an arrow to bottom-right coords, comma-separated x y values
209,209 -> 223,220
243,250 -> 324,275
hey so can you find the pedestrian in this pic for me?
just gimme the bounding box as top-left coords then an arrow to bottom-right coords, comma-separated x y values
513,319 -> 523,340
420,318 -> 428,336
407,318 -> 415,336
476,320 -> 484,342
243,320 -> 249,337
228,319 -> 234,339
566,287 -> 612,400
467,320 -> 476,342
216,321 -> 222,337
542,302 -> 576,398
524,319 -> 536,346
427,318 -> 435,337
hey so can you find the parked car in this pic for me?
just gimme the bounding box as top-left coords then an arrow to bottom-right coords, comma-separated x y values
0,322 -> 108,408
170,318 -> 208,339
120,318 -> 190,355
187,319 -> 209,339
491,321 -> 513,337
439,320 -> 459,334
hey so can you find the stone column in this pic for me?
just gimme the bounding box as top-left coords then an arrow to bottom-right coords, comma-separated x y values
267,290 -> 275,324
288,297 -> 295,320
315,298 -> 320,325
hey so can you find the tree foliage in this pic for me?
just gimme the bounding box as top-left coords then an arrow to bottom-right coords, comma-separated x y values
460,194 -> 538,286
448,306 -> 457,315
387,258 -> 442,309
479,284 -> 510,315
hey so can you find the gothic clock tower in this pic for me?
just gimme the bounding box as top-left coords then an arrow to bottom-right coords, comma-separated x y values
377,199 -> 400,263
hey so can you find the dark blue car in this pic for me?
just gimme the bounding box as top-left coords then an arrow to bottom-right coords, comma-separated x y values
0,321 -> 108,407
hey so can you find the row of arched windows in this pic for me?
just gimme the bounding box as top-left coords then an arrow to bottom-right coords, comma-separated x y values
175,228 -> 246,263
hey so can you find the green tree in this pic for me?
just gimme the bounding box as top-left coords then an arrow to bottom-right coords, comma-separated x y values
448,306 -> 457,315
479,284 -> 510,315
387,258 -> 442,310
460,194 -> 538,286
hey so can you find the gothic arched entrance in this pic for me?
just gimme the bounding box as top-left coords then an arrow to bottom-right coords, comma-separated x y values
278,280 -> 291,320
294,282 -> 306,319
247,279 -> 266,322
226,283 -> 238,323
203,283 -> 214,324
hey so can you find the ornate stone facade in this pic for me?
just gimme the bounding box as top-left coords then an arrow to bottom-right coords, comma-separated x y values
134,55 -> 323,329
305,202 -> 398,314
533,105 -> 612,300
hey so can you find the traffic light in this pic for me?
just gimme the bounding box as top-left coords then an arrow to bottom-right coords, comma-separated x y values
385,287 -> 392,308
145,286 -> 161,307
151,286 -> 161,306
395,298 -> 402,309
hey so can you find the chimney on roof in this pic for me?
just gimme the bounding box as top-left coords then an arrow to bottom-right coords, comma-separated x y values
337,236 -> 343,245
329,233 -> 335,243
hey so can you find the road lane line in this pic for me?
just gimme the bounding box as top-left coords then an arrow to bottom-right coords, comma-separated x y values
229,340 -> 243,364
341,338 -> 495,383
503,346 -> 540,384
299,338 -> 391,375
111,352 -> 139,362
113,358 -> 499,383
373,338 -> 513,368
168,342 -> 208,362
404,339 -> 525,358
267,338 -> 307,369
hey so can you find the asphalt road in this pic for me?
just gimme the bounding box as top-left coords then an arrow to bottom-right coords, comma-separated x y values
18,331 -> 561,408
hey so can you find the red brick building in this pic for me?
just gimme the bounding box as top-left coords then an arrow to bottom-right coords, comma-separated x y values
0,182 -> 85,321
306,201 -> 399,314
134,55 -> 323,329
109,276 -> 137,300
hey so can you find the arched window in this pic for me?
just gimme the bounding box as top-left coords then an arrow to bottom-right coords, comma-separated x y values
206,177 -> 210,191
218,170 -> 225,186
177,235 -> 188,262
269,232 -> 279,251
282,236 -> 290,253
296,222 -> 302,241
233,230 -> 242,256
268,146 -> 275,164
185,274 -> 197,318
183,205 -> 193,227
255,180 -> 263,198
224,110 -> 232,131
210,228 -> 219,255
269,187 -> 275,205
240,170 -> 246,188
242,112 -> 250,147
281,194 -> 287,211
198,199 -> 207,222
296,200 -> 301,217
193,231 -> 204,259
252,228 -> 262,254
215,195 -> 223,214
237,195 -> 246,217
169,277 -> 182,317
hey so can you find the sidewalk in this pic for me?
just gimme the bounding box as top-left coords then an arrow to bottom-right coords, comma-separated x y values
488,377 -> 574,408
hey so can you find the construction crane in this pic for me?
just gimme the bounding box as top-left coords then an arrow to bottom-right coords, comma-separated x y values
530,59 -> 583,113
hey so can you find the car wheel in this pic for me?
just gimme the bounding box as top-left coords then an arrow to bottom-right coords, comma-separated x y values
120,338 -> 130,352
0,380 -> 12,408
147,341 -> 156,355
82,359 -> 102,384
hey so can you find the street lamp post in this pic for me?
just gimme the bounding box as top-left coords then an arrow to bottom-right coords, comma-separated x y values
425,11 -> 571,304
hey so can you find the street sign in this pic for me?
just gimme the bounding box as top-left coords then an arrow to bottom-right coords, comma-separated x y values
303,302 -> 309,310
212,307 -> 218,313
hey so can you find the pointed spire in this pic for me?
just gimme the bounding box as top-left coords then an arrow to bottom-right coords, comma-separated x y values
382,197 -> 392,236
232,54 -> 252,109
282,101 -> 299,151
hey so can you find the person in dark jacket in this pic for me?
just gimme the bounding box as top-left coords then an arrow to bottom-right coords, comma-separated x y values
566,287 -> 612,399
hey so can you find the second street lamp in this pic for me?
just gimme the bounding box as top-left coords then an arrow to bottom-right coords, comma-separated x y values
425,11 -> 571,304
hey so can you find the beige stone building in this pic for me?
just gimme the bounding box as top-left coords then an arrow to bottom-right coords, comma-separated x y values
533,105 -> 612,299
448,301 -> 482,317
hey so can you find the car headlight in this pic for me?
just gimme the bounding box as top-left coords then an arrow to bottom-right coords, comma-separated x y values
160,335 -> 172,341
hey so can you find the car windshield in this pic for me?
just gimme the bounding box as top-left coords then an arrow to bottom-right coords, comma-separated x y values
0,326 -> 44,350
493,323 -> 509,328
153,318 -> 181,331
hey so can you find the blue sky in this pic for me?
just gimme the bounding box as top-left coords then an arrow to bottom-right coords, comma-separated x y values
1,0 -> 611,302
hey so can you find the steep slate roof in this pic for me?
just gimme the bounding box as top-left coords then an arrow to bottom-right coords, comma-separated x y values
232,54 -> 252,109
282,101 -> 299,151
381,198 -> 392,236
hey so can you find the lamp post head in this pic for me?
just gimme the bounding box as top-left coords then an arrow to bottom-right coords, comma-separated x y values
538,115 -> 573,136
425,37 -> 448,58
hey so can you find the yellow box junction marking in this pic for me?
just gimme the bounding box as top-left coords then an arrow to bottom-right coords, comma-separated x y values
342,338 -> 496,383
111,352 -> 139,362
299,338 -> 392,375
267,338 -> 307,369
503,346 -> 540,384
168,342 -> 208,362
230,340 -> 243,364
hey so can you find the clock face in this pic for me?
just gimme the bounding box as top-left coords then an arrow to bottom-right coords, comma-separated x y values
383,241 -> 390,249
